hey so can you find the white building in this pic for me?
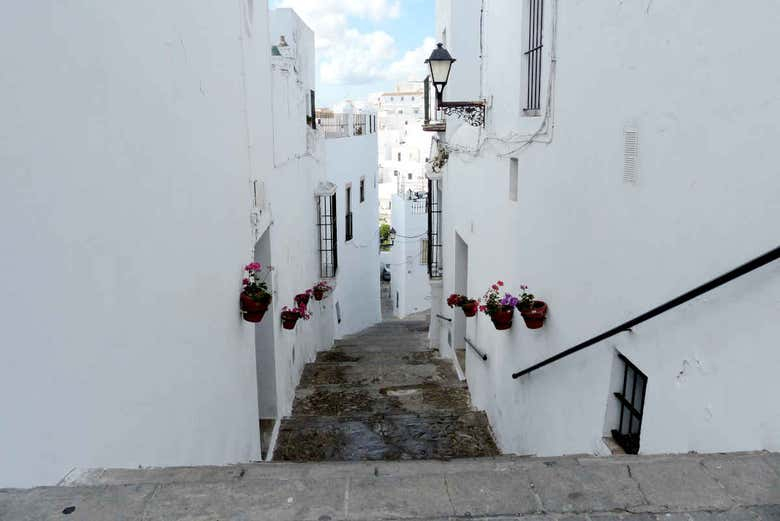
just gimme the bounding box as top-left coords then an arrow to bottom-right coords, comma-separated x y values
377,85 -> 433,221
429,0 -> 780,458
320,107 -> 382,337
390,193 -> 431,318
0,3 -> 378,488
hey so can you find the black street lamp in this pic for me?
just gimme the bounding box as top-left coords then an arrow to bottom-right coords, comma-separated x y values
425,43 -> 455,105
424,43 -> 485,127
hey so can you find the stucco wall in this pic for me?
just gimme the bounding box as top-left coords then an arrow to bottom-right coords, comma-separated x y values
326,133 -> 382,338
390,196 -> 432,318
265,9 -> 336,421
436,0 -> 780,456
0,0 -> 271,487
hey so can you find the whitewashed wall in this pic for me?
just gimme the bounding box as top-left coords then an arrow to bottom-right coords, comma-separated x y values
390,195 -> 432,318
325,128 -> 382,338
265,9 -> 336,421
436,0 -> 780,456
0,0 -> 272,488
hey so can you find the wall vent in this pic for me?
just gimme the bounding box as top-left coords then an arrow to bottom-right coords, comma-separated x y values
623,128 -> 639,184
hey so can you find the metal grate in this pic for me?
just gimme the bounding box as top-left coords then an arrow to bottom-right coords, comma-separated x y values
611,354 -> 647,454
623,128 -> 639,183
427,179 -> 443,278
317,194 -> 338,278
524,0 -> 544,111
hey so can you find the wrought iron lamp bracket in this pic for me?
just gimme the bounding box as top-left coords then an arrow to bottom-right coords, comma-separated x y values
439,101 -> 486,127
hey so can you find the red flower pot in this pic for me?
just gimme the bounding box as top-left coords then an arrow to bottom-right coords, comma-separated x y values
313,288 -> 325,301
519,300 -> 548,329
281,311 -> 300,330
294,293 -> 310,309
461,300 -> 478,317
240,292 -> 271,323
490,308 -> 514,330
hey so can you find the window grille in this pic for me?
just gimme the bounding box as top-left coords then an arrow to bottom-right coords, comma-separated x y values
611,354 -> 647,454
427,179 -> 443,278
317,194 -> 337,277
353,114 -> 366,135
524,0 -> 543,112
420,239 -> 429,265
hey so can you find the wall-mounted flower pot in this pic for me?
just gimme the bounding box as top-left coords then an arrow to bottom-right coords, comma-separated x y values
313,288 -> 325,301
240,292 -> 271,323
461,300 -> 478,317
294,293 -> 310,309
490,308 -> 514,330
519,300 -> 547,329
281,311 -> 300,330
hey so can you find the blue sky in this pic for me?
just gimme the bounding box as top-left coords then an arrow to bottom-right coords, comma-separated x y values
269,0 -> 435,106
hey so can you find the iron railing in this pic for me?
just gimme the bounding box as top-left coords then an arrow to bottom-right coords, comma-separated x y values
427,179 -> 443,278
512,245 -> 780,379
465,338 -> 488,361
524,0 -> 544,112
353,114 -> 367,135
317,113 -> 350,138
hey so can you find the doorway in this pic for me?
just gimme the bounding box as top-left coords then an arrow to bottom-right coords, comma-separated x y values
253,231 -> 276,458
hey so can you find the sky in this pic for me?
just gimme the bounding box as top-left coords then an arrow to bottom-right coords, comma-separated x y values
269,0 -> 435,107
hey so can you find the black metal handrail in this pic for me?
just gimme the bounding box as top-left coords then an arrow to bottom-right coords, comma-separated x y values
435,314 -> 452,322
512,245 -> 780,379
465,338 -> 488,361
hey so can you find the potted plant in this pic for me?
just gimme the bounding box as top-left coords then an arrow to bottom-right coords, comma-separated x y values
447,293 -> 479,317
517,285 -> 548,329
240,262 -> 272,323
281,305 -> 311,330
480,280 -> 517,330
312,281 -> 333,301
295,289 -> 313,309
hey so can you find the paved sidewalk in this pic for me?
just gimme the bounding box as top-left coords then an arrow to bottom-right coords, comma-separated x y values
1,452 -> 778,520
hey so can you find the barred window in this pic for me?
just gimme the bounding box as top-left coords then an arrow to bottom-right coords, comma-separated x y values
317,194 -> 337,277
420,239 -> 429,265
524,0 -> 543,112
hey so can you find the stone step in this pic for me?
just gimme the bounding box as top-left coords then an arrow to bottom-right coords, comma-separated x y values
298,360 -> 458,388
31,452 -> 780,521
315,349 -> 436,365
274,412 -> 499,462
334,338 -> 430,351
292,382 -> 472,417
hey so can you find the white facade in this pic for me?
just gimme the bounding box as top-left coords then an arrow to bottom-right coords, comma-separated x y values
432,0 -> 780,457
323,112 -> 382,338
0,1 -> 274,488
258,9 -> 336,436
377,85 -> 433,221
390,194 -> 431,318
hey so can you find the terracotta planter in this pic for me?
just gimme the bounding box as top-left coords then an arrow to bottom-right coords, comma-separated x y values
461,300 -> 478,317
281,311 -> 300,330
240,292 -> 271,323
519,300 -> 547,329
294,293 -> 310,308
490,308 -> 514,330
313,288 -> 325,301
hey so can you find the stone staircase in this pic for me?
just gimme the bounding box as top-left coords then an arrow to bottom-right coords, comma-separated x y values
273,314 -> 499,461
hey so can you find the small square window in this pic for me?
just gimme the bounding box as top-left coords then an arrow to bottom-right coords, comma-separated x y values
407,173 -> 412,180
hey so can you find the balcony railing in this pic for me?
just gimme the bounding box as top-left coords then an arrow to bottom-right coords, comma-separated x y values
316,111 -> 376,139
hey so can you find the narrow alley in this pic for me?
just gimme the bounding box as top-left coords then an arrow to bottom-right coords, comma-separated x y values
274,304 -> 498,461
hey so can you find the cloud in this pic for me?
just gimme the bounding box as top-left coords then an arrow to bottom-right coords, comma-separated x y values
384,37 -> 437,83
272,0 -> 432,91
